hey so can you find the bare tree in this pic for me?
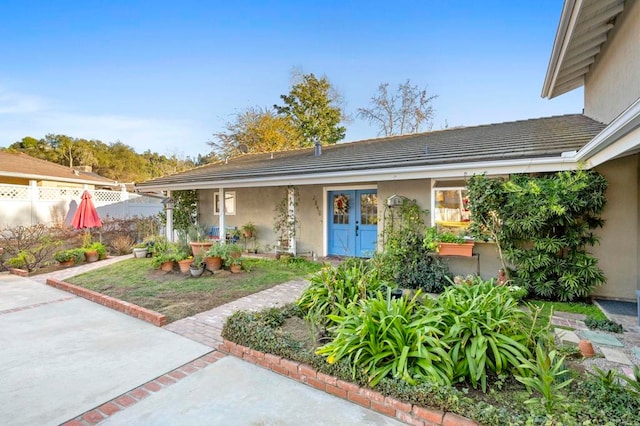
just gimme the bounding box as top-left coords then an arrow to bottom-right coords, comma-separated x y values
357,79 -> 438,136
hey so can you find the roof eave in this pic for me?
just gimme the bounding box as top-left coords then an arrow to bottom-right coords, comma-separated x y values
134,156 -> 582,191
542,0 -> 625,99
0,171 -> 118,187
574,97 -> 640,165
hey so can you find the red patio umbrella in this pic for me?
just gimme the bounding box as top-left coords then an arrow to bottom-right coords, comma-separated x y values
71,190 -> 102,229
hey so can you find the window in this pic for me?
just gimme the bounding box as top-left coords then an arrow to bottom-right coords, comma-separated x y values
214,191 -> 236,215
432,181 -> 470,231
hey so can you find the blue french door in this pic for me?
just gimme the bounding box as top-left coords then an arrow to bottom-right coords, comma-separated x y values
328,190 -> 378,257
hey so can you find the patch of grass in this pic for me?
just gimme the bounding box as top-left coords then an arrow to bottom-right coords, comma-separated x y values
527,299 -> 607,328
66,257 -> 322,323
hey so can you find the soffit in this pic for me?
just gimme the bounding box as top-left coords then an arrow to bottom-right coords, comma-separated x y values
542,0 -> 626,99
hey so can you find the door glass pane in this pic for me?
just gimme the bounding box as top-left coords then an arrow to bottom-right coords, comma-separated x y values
332,193 -> 349,225
360,193 -> 378,225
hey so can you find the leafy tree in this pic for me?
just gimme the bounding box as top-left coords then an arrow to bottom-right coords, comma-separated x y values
357,79 -> 437,136
4,134 -> 195,182
209,107 -> 303,158
467,170 -> 608,301
274,72 -> 346,146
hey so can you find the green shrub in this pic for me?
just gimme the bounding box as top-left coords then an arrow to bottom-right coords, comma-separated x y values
396,255 -> 451,293
0,224 -> 64,272
297,259 -> 385,330
467,170 -> 607,301
438,280 -> 533,392
316,291 -> 453,386
515,343 -> 573,414
584,316 -> 624,333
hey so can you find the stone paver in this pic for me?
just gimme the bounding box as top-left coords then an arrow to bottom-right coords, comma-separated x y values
555,328 -> 581,344
163,278 -> 309,347
632,346 -> 640,361
600,347 -> 633,366
580,330 -> 625,347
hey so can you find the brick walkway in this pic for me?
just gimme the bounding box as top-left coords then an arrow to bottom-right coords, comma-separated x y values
31,254 -> 134,284
163,279 -> 309,348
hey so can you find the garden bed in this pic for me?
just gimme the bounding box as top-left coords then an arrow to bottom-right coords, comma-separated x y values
65,257 -> 321,323
222,303 -> 640,426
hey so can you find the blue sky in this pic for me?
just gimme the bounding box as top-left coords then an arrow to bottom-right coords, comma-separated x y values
0,0 -> 582,159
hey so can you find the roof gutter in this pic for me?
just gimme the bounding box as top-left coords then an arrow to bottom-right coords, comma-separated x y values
542,0 -> 582,99
135,156 -> 581,191
572,98 -> 640,165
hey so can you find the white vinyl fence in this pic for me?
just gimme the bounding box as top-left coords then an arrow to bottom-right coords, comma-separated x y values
0,184 -> 163,227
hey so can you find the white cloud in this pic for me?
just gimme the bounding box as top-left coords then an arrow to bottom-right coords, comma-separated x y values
0,89 -> 45,114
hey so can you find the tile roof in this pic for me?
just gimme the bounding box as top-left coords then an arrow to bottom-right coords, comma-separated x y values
137,114 -> 605,188
0,151 -> 116,185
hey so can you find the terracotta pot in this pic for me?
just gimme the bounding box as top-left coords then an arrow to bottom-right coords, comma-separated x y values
578,339 -> 595,357
438,242 -> 474,257
59,259 -> 75,267
190,241 -> 213,257
178,258 -> 192,274
230,263 -> 242,273
160,260 -> 174,272
84,250 -> 99,263
205,256 -> 223,271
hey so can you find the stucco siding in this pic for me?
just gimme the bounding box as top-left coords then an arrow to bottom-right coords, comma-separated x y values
584,0 -> 640,123
591,155 -> 639,301
199,185 -> 326,255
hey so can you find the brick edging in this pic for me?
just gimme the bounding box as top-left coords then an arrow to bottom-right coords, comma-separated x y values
218,340 -> 478,426
9,267 -> 29,277
62,351 -> 226,426
46,278 -> 167,327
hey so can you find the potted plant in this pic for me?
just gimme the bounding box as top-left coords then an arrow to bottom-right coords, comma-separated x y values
176,251 -> 192,275
188,224 -> 213,256
132,243 -> 148,259
204,243 -> 226,271
226,243 -> 242,263
241,222 -> 257,238
228,257 -> 243,273
424,227 -> 474,257
54,249 -> 82,267
83,242 -> 107,263
151,240 -> 179,271
189,254 -> 205,277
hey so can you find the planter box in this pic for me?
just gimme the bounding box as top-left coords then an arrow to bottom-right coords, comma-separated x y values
438,242 -> 475,257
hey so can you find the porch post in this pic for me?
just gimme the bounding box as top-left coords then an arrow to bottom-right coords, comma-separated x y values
165,190 -> 174,242
287,186 -> 296,255
219,187 -> 226,243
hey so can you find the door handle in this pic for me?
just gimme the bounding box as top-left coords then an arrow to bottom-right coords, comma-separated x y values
355,225 -> 359,236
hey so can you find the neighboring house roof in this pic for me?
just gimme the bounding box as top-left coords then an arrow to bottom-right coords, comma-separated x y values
0,151 -> 117,186
137,114 -> 606,191
542,0 -> 626,99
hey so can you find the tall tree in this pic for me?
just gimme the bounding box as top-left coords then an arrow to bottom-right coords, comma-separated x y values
274,72 -> 346,146
4,134 -> 194,182
209,107 -> 303,159
357,79 -> 437,136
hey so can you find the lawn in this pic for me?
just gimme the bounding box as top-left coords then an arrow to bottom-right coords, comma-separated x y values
66,257 -> 322,323
527,298 -> 607,327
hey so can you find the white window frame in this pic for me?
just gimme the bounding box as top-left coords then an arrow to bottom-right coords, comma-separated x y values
214,191 -> 236,215
431,183 -> 470,228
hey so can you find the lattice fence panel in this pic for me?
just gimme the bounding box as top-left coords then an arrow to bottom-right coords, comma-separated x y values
0,185 -> 29,200
38,187 -> 84,201
93,190 -> 124,203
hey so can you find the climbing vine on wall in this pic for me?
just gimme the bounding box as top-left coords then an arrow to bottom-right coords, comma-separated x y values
467,169 -> 608,301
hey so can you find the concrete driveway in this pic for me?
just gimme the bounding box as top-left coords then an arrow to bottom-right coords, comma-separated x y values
0,273 -> 405,425
0,274 -> 210,425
